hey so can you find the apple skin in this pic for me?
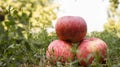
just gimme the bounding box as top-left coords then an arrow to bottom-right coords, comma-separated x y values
46,40 -> 74,62
76,37 -> 107,66
55,16 -> 87,43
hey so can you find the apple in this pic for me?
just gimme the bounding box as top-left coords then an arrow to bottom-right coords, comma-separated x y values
76,37 -> 107,66
46,40 -> 74,62
55,16 -> 87,42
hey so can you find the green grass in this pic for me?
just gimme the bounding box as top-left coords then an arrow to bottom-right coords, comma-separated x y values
1,29 -> 120,67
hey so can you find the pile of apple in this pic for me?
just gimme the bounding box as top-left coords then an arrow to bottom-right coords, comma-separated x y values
46,16 -> 107,66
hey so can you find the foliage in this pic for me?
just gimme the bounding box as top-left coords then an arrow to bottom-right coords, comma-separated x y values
0,0 -> 58,67
0,0 -> 58,28
104,0 -> 120,37
103,1 -> 120,66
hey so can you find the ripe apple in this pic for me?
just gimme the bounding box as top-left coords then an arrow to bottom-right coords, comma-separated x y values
46,40 -> 74,62
76,37 -> 107,66
55,16 -> 87,42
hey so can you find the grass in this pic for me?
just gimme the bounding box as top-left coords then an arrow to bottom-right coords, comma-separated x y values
0,26 -> 120,67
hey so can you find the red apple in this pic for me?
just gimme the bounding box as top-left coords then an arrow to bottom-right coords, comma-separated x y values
76,37 -> 107,66
55,16 -> 87,42
46,40 -> 74,62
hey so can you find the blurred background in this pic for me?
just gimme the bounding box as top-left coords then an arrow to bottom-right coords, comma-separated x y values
0,0 -> 120,67
54,0 -> 108,32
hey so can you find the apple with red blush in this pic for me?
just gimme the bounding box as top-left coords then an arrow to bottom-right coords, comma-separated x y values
46,40 -> 74,62
55,16 -> 87,43
76,37 -> 107,66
